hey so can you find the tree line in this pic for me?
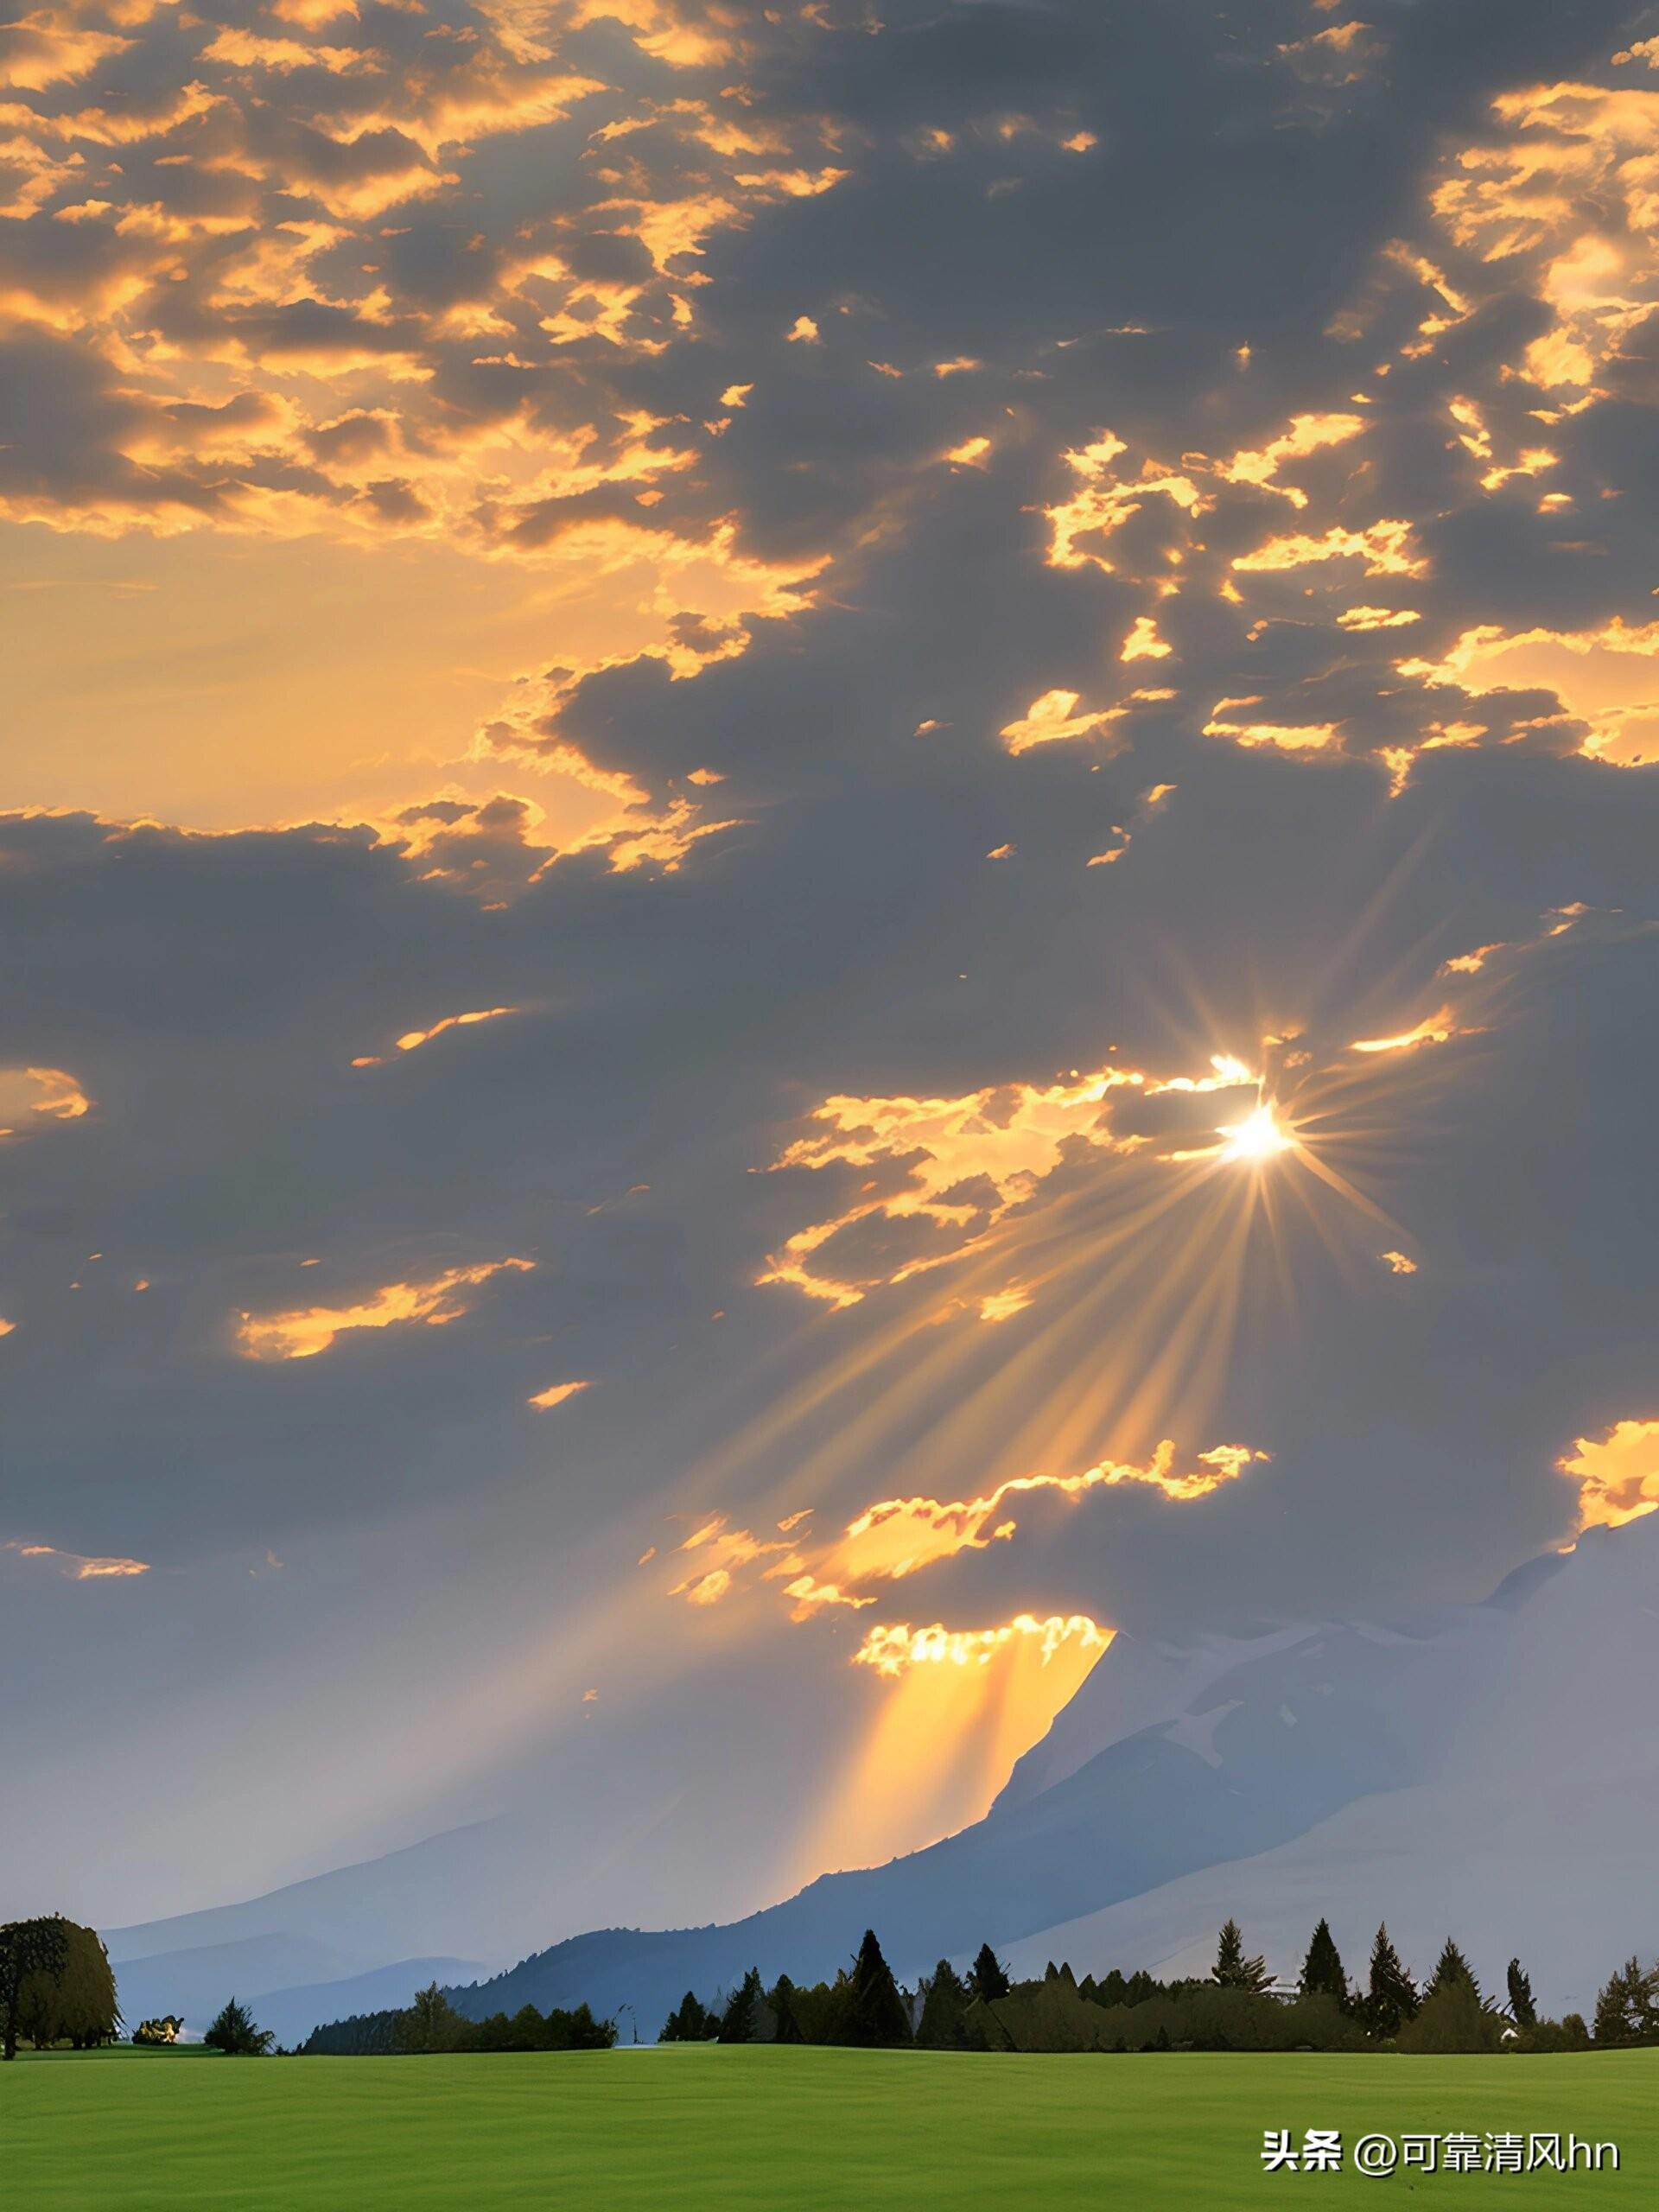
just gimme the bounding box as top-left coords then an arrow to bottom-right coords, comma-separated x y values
654,1918 -> 1659,2056
302,1983 -> 617,2056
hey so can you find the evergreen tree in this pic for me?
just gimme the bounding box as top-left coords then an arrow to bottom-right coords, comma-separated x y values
966,1942 -> 1010,2002
1506,1957 -> 1537,2031
1297,1919 -> 1347,2005
718,1968 -> 761,2044
849,1929 -> 912,2046
1426,1939 -> 1478,2003
1363,1924 -> 1420,2038
1215,1918 -> 1272,1993
769,1975 -> 804,2044
1592,1957 -> 1659,2045
1398,1977 -> 1503,2056
203,1998 -> 275,2056
660,1990 -> 708,2044
916,1959 -> 971,2049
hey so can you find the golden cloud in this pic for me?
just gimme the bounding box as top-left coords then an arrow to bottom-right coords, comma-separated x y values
237,1255 -> 534,1360
1560,1418 -> 1659,1531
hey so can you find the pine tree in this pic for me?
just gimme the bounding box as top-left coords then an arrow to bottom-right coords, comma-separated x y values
395,1983 -> 464,2054
659,1990 -> 708,2043
769,1975 -> 804,2044
1215,1918 -> 1271,1993
967,1942 -> 1010,2002
1427,1939 -> 1478,2003
1363,1924 -> 1420,2038
916,1959 -> 972,2048
849,1929 -> 912,2046
1297,1919 -> 1347,2005
203,1997 -> 275,2056
718,1968 -> 761,2044
1506,1957 -> 1537,2031
1592,1957 -> 1659,2045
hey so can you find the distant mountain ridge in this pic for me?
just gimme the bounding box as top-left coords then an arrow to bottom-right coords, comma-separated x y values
107,1521 -> 1655,2042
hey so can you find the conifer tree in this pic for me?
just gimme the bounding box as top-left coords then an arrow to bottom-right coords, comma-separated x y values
1215,1918 -> 1271,1993
1506,1957 -> 1537,2030
769,1975 -> 804,2044
849,1929 -> 912,2046
1427,1939 -> 1478,2003
1592,1957 -> 1659,2045
1296,1918 -> 1348,2005
203,1997 -> 275,2056
1363,1924 -> 1420,2037
718,1968 -> 761,2044
916,1960 -> 971,2048
967,1942 -> 1010,2002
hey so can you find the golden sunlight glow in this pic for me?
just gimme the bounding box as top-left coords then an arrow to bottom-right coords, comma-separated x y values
999,687 -> 1124,754
0,1065 -> 92,1133
237,1257 -> 534,1361
3,1540 -> 150,1580
1217,1102 -> 1294,1162
1350,1007 -> 1459,1053
823,1440 -> 1268,1589
1560,1419 -> 1659,1531
528,1380 -> 591,1410
1380,1249 -> 1418,1274
852,1611 -> 1109,1679
394,1007 -> 521,1054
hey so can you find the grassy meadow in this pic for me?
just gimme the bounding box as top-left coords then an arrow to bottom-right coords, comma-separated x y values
5,2042 -> 1652,2207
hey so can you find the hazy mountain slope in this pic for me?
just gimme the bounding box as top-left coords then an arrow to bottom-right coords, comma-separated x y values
1004,1519 -> 1657,2017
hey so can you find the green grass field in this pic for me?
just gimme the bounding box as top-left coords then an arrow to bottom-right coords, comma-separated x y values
4,2044 -> 1651,2207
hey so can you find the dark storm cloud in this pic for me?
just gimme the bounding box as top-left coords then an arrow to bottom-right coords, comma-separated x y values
4,0 -> 1659,1921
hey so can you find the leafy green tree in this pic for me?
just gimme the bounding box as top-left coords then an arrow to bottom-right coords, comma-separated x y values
966,1942 -> 1010,2002
1362,1924 -> 1419,2038
1297,1919 -> 1347,2005
1426,1938 -> 1478,2003
849,1929 -> 911,2046
203,1998 -> 275,2056
0,1919 -> 71,2063
16,1921 -> 119,2050
1215,1918 -> 1272,1993
1506,1957 -> 1537,2030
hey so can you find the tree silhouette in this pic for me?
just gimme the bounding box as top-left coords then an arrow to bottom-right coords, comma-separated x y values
0,1918 -> 70,2063
1215,1918 -> 1272,1993
1426,1938 -> 1478,2003
203,1998 -> 274,2056
1506,1957 -> 1537,2030
1299,1919 -> 1348,2005
849,1929 -> 912,2045
967,1942 -> 1010,2002
1363,1924 -> 1420,2037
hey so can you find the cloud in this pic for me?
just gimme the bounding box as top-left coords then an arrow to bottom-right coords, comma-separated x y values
237,1256 -> 535,1361
1561,1418 -> 1659,1530
3,1539 -> 149,1580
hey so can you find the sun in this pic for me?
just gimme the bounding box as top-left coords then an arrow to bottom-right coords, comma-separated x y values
1217,1100 -> 1295,1164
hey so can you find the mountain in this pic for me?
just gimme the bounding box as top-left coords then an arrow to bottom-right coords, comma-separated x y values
448,1522 -> 1648,2033
104,1516 -> 1656,2042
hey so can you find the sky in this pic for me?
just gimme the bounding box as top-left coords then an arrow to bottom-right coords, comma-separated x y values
3,0 -> 1658,1937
